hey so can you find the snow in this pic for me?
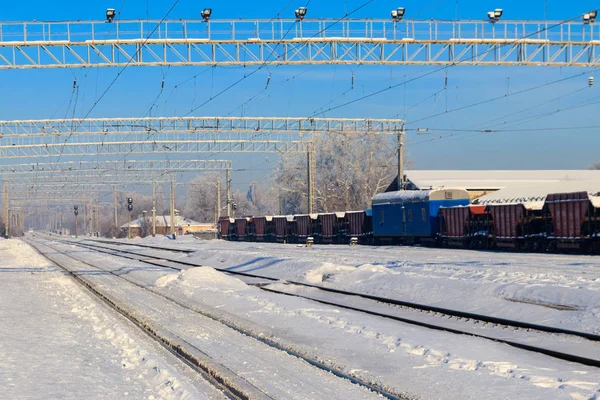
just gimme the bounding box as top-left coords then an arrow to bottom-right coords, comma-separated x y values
165,239 -> 600,335
476,179 -> 600,210
0,239 -> 227,400
53,235 -> 600,399
29,236 -> 382,400
405,169 -> 600,191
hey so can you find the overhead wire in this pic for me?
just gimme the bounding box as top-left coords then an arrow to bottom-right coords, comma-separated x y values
307,10 -> 597,120
183,0 -> 377,118
113,0 -> 377,166
54,0 -> 182,167
149,0 -> 297,119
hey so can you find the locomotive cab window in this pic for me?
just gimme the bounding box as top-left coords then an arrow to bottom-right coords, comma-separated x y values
408,209 -> 413,222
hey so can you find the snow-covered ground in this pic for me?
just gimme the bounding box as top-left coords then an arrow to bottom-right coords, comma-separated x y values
26,236 -> 383,400
47,235 -> 600,399
0,239 -> 228,400
141,237 -> 600,335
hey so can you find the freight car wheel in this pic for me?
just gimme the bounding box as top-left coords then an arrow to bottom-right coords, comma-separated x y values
525,241 -> 535,253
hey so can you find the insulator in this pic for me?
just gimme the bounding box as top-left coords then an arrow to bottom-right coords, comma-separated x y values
589,76 -> 595,87
265,73 -> 271,89
161,78 -> 165,91
351,72 -> 354,89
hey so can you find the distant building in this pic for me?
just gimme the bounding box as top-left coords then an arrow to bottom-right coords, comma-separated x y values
120,215 -> 215,237
387,170 -> 600,200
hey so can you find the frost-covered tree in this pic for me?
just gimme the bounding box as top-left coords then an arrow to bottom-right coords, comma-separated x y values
183,173 -> 224,223
274,133 -> 398,214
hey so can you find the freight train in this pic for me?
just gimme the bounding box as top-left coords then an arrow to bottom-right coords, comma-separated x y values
218,188 -> 600,254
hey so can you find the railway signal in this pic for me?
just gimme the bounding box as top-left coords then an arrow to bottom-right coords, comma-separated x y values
127,197 -> 133,239
73,205 -> 79,238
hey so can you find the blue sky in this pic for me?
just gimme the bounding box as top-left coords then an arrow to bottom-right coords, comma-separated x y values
1,0 -> 600,191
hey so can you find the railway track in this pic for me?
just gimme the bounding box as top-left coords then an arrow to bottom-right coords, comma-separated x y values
27,235 -> 404,400
47,235 -> 600,369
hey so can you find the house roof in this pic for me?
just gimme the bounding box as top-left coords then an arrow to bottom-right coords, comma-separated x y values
388,170 -> 600,192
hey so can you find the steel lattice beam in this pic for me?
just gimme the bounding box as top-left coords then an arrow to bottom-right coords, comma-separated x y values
4,174 -> 177,186
0,159 -> 232,173
0,116 -> 401,159
0,19 -> 598,68
9,199 -> 109,206
0,116 -> 403,137
0,139 -> 311,159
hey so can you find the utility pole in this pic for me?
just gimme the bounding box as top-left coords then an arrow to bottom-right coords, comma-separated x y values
170,180 -> 175,238
20,200 -> 25,234
3,184 -> 9,238
152,180 -> 156,237
95,202 -> 100,236
82,194 -> 87,233
216,180 -> 221,225
89,198 -> 93,236
307,142 -> 315,214
113,190 -> 118,236
397,123 -> 405,190
226,169 -> 232,217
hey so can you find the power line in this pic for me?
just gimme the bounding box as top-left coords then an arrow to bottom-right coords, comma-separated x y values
406,70 -> 590,127
184,0 -> 376,118
113,0 -> 376,166
308,10 -> 597,119
54,0 -> 181,165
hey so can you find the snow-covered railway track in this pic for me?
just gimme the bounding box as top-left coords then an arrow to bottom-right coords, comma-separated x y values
53,236 -> 600,369
24,238 -> 272,400
26,235 -> 400,400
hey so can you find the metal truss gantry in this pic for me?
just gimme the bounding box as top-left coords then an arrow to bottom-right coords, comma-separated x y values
0,116 -> 402,159
0,159 -> 232,173
10,198 -> 109,206
0,18 -> 598,68
4,173 -> 177,187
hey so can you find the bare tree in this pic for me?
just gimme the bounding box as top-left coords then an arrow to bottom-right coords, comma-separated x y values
274,133 -> 398,214
183,173 -> 223,223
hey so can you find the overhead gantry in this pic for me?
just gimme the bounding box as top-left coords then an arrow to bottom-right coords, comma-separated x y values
0,159 -> 232,173
0,116 -> 403,159
0,18 -> 598,68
